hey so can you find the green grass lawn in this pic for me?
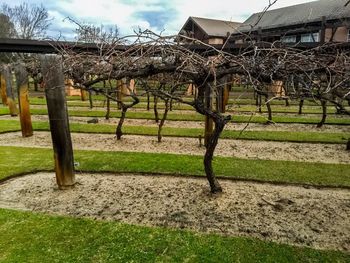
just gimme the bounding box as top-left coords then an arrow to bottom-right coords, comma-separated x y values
1,119 -> 349,144
1,146 -> 349,188
0,146 -> 349,262
29,97 -> 344,114
1,106 -> 350,125
1,209 -> 349,263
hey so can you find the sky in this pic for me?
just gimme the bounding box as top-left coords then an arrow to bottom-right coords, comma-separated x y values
1,0 -> 316,39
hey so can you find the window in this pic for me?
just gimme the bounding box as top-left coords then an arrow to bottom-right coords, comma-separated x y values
281,35 -> 296,43
301,32 -> 320,43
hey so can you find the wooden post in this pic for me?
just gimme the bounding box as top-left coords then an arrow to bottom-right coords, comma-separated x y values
40,55 -> 75,189
80,88 -> 88,101
14,64 -> 33,137
3,65 -> 18,116
204,84 -> 213,147
186,83 -> 194,96
129,79 -> 136,94
122,78 -> 130,95
223,83 -> 230,111
216,77 -> 229,113
224,75 -> 232,110
0,71 -> 7,105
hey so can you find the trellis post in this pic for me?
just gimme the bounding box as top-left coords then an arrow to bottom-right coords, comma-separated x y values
40,55 -> 75,189
3,65 -> 18,116
0,71 -> 7,105
14,64 -> 33,137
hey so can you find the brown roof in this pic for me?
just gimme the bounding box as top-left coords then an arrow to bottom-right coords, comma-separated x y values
180,17 -> 241,38
239,0 -> 350,32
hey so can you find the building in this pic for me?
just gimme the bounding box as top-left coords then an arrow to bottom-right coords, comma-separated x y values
178,17 -> 241,45
231,0 -> 350,44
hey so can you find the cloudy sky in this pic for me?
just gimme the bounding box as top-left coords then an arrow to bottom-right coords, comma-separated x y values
1,0 -> 316,39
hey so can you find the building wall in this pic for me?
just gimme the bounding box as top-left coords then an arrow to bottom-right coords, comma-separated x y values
325,26 -> 349,42
208,38 -> 224,45
193,24 -> 206,42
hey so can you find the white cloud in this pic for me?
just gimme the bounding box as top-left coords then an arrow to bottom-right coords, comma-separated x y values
1,0 -> 316,38
165,0 -> 315,34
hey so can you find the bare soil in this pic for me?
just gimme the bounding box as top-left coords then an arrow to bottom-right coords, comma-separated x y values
0,131 -> 348,164
0,172 -> 349,252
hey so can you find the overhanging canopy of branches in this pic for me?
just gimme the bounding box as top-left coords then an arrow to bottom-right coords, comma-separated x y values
53,32 -> 350,192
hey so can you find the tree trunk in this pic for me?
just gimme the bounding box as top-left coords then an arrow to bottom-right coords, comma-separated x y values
154,95 -> 159,123
204,119 -> 226,193
33,77 -> 39,91
347,139 -> 350,151
3,65 -> 18,116
317,100 -> 327,128
285,98 -> 289,107
105,91 -> 110,120
169,98 -> 173,111
193,81 -> 231,193
14,64 -> 33,137
157,99 -> 169,143
298,99 -> 304,114
258,94 -> 262,113
88,90 -> 93,109
116,106 -> 127,140
204,84 -> 213,147
265,94 -> 272,123
0,72 -> 7,105
116,80 -> 122,110
146,92 -> 150,111
40,55 -> 75,189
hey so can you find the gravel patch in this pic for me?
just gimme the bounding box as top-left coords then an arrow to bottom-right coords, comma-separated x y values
0,172 -> 349,251
0,131 -> 348,164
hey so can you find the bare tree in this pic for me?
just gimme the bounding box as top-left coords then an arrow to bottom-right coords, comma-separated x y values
75,23 -> 119,43
0,13 -> 15,38
0,13 -> 16,63
1,2 -> 51,39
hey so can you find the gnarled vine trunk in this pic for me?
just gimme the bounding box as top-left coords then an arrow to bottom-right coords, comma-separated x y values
154,95 -> 159,123
157,98 -> 169,142
115,79 -> 139,140
194,81 -> 231,193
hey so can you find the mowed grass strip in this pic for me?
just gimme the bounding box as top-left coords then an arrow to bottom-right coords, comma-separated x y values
0,208 -> 349,263
1,120 -> 349,144
29,97 -> 343,114
1,106 -> 350,125
0,146 -> 349,188
62,93 -> 327,106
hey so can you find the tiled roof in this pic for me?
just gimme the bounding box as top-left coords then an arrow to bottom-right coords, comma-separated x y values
184,17 -> 241,37
239,0 -> 350,32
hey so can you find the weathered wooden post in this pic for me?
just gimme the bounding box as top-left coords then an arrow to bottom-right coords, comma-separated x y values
3,65 -> 18,116
0,71 -> 7,105
216,77 -> 230,113
14,64 -> 33,137
40,55 -> 75,189
80,89 -> 88,101
223,75 -> 232,111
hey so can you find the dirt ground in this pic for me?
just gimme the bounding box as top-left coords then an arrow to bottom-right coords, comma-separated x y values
0,131 -> 348,164
0,172 -> 349,252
